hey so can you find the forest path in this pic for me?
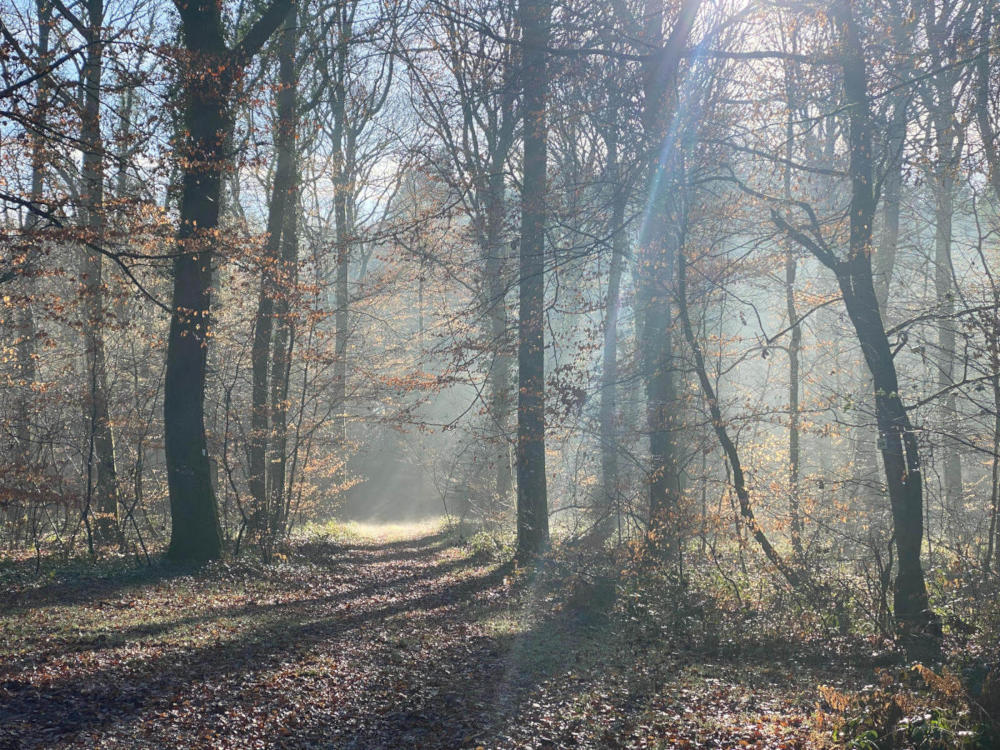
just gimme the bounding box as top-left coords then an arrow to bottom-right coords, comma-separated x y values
1,523 -> 828,748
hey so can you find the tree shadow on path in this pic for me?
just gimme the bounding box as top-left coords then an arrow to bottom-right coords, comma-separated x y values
0,529 -> 524,748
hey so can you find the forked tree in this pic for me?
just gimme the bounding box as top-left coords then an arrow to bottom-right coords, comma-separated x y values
164,0 -> 293,563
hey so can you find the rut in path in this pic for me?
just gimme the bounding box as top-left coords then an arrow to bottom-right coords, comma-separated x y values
0,526 -> 823,749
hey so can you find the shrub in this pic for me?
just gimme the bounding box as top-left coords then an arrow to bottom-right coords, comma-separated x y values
819,664 -> 996,749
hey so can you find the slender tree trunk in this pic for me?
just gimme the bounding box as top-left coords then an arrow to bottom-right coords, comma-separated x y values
482,63 -> 517,511
266,8 -> 299,538
598,130 -> 627,539
634,0 -> 699,558
515,0 -> 552,558
784,249 -> 802,552
79,0 -> 120,545
843,275 -> 938,644
249,5 -> 297,529
975,2 -> 1000,201
331,23 -> 351,449
332,181 -> 349,447
637,7 -> 677,547
987,372 -> 1000,571
639,268 -> 679,545
779,1 -> 939,646
855,73 -> 909,517
932,121 -> 962,536
15,0 -> 52,469
268,140 -> 299,536
976,1 -> 1000,571
678,214 -> 805,592
874,93 -> 907,313
485,172 -> 513,508
782,60 -> 802,554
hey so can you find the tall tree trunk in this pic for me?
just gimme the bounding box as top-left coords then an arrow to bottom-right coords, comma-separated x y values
485,172 -> 513,508
483,58 -> 517,510
79,0 -> 120,545
634,0 -> 699,558
856,69 -> 909,518
332,174 -> 349,449
15,0 -> 52,469
853,5 -> 912,514
598,129 -> 627,539
782,56 -> 802,554
164,17 -> 229,563
976,2 -> 1000,201
331,19 -> 352,450
976,0 -> 1000,570
784,248 -> 802,552
874,93 -> 907,314
268,222 -> 297,537
249,5 -> 297,531
515,0 -> 552,558
333,215 -> 349,446
784,244 -> 802,551
778,0 -> 939,646
932,116 -> 961,537
164,0 -> 290,563
268,60 -> 299,537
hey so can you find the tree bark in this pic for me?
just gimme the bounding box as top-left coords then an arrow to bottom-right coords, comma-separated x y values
988,373 -> 1000,572
485,176 -> 513,508
782,54 -> 802,555
931,100 -> 962,538
484,68 -> 516,511
515,0 -> 552,558
634,0 -> 700,558
267,218 -> 297,537
331,14 -> 352,450
165,0 -> 290,563
268,35 -> 299,537
164,10 -> 229,562
79,0 -> 120,545
852,5 -> 912,518
249,5 -> 298,532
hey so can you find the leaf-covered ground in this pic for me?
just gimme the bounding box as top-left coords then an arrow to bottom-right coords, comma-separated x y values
1,523 -> 855,748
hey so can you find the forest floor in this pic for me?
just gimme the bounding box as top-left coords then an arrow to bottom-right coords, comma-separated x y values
0,521 -> 863,749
